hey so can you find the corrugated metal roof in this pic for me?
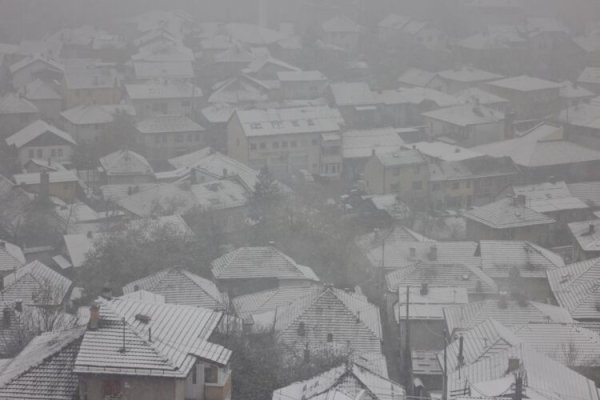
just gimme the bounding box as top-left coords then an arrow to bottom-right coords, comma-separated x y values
2,260 -> 71,306
447,345 -> 599,400
273,363 -> 404,400
74,298 -> 231,377
547,257 -> 600,320
568,219 -> 600,252
396,287 -> 469,321
122,268 -> 227,310
479,241 -> 564,279
0,328 -> 84,400
463,198 -> 555,229
211,246 -> 319,281
444,299 -> 574,335
0,241 -> 25,274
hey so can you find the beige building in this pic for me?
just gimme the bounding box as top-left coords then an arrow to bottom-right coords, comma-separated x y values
363,149 -> 429,206
227,106 -> 343,179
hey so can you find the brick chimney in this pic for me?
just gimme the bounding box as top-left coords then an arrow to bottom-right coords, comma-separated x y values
88,303 -> 100,330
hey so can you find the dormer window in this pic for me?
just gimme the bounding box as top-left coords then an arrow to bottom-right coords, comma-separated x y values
327,333 -> 333,342
297,322 -> 305,336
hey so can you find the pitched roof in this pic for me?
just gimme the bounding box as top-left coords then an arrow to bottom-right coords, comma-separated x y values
136,115 -> 204,134
0,328 -> 84,400
473,123 -> 600,167
133,61 -> 194,80
396,286 -> 469,320
329,82 -> 376,106
0,241 -> 25,274
74,298 -> 231,377
428,157 -> 518,182
446,345 -> 599,400
13,170 -> 79,185
386,263 -> 497,295
421,105 -> 504,126
9,56 -> 62,75
0,93 -> 39,115
374,149 -> 425,167
235,106 -> 342,137
232,285 -> 323,321
116,183 -> 195,217
122,268 -> 226,310
578,67 -> 600,85
61,104 -> 134,125
277,70 -> 327,82
478,240 -> 564,279
211,246 -> 319,281
444,298 -> 574,334
437,67 -> 502,83
568,219 -> 600,252
559,98 -> 600,129
559,80 -> 595,99
456,87 -> 509,106
6,120 -> 75,148
486,75 -> 561,92
342,128 -> 405,159
511,181 -> 589,213
22,79 -> 61,101
568,181 -> 600,208
397,68 -> 436,87
547,257 -> 600,320
273,363 -> 404,400
190,180 -> 249,211
463,197 -> 555,229
63,62 -> 119,90
274,286 -> 382,355
2,260 -> 71,305
99,150 -> 153,176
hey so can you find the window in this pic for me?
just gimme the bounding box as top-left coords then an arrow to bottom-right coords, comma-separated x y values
28,149 -> 34,158
271,121 -> 283,129
297,322 -> 305,336
282,141 -> 288,148
192,364 -> 197,384
175,134 -> 184,143
250,143 -> 257,150
250,123 -> 262,129
205,365 -> 219,384
392,167 -> 401,176
432,183 -> 440,191
2,309 -> 10,328
102,379 -> 122,397
37,149 -> 43,158
390,183 -> 400,192
307,119 -> 315,126
412,181 -> 422,190
414,165 -> 421,174
311,138 -> 319,146
291,120 -> 300,127
260,142 -> 267,149
466,181 -> 471,188
327,333 -> 333,342
291,141 -> 297,148
452,182 -> 460,190
154,135 -> 161,144
182,100 -> 190,107
188,133 -> 195,142
273,142 -> 279,149
162,135 -> 168,144
51,149 -> 57,157
57,148 -> 63,157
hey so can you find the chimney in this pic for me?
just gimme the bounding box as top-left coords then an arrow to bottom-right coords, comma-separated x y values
587,224 -> 596,236
504,111 -> 515,139
14,300 -> 22,312
420,282 -> 429,296
507,357 -> 520,373
428,245 -> 438,261
101,286 -> 112,300
39,170 -> 50,203
88,303 -> 100,330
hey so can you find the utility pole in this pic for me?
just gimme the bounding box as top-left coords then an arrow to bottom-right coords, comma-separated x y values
514,374 -> 523,400
404,285 -> 411,393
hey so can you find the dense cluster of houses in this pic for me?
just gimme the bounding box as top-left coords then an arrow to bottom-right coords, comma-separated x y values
0,2 -> 600,400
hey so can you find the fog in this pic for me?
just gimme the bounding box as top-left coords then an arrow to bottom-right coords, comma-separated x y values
0,0 -> 600,399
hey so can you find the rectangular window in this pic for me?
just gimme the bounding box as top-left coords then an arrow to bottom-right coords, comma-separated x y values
432,183 -> 440,191
51,149 -> 57,157
390,183 -> 400,192
58,148 -> 63,157
192,364 -> 197,384
250,143 -> 257,150
273,142 -> 279,149
175,135 -> 184,143
412,181 -> 422,190
291,141 -> 297,148
37,149 -> 43,158
260,142 -> 266,149
452,182 -> 460,190
188,133 -> 195,142
311,138 -> 319,146
102,379 -> 122,397
28,149 -> 35,158
282,141 -> 288,148
205,366 -> 219,384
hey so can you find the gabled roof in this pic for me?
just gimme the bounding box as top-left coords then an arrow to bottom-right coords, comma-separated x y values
211,246 -> 319,281
0,241 -> 25,274
330,82 -> 376,106
61,104 -> 134,125
133,61 -> 194,80
232,285 -> 323,322
396,286 -> 469,320
273,362 -> 404,400
486,75 -> 561,92
559,80 -> 595,99
568,219 -> 600,252
125,81 -> 202,100
444,298 -> 574,334
357,237 -> 479,270
22,79 -> 62,101
208,75 -> 270,104
547,257 -> 600,320
190,179 -> 248,211
2,260 -> 72,306
0,328 -> 84,400
376,87 -> 460,107
385,263 -> 497,295
478,240 -> 564,279
374,149 -> 425,167
322,16 -> 361,33
6,120 -> 76,148
235,106 -> 342,137
13,170 -> 79,185
274,286 -> 382,354
559,97 -> 600,130
9,55 -> 62,75
122,268 -> 226,310
568,181 -> 600,208
342,128 -> 405,159
463,197 -> 555,229
578,67 -> 600,85
0,93 -> 39,115
74,298 -> 231,377
511,181 -> 589,213
428,157 -> 518,182
397,68 -> 436,88
437,67 -> 503,83
446,345 -> 599,400
474,123 -> 600,167
63,62 -> 119,90
421,105 -> 504,126
99,150 -> 153,176
116,183 -> 195,217
455,87 -> 509,106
